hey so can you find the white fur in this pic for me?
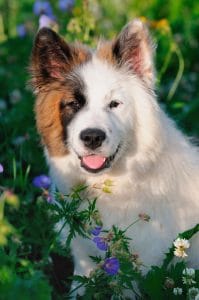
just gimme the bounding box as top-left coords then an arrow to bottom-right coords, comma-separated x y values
46,57 -> 199,295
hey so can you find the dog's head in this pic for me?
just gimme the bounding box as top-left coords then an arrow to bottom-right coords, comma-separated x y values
30,20 -> 161,176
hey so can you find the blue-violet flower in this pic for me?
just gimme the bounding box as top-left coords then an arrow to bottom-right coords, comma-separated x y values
33,1 -> 54,18
91,226 -> 102,236
103,257 -> 120,276
16,24 -> 27,38
58,0 -> 75,11
93,236 -> 108,251
33,174 -> 51,189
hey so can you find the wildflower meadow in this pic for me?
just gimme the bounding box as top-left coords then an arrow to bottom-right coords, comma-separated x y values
0,0 -> 199,299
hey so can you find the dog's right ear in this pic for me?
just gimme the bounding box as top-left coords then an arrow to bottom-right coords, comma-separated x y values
29,28 -> 90,93
112,19 -> 155,88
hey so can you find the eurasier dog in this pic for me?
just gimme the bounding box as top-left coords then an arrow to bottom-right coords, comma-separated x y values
30,19 -> 199,296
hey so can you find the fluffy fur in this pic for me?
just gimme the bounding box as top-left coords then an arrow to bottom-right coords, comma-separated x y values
30,19 -> 199,296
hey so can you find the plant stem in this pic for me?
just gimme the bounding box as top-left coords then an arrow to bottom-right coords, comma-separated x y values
167,43 -> 184,101
123,219 -> 140,233
0,197 -> 5,220
158,43 -> 173,83
67,282 -> 85,297
44,219 -> 68,260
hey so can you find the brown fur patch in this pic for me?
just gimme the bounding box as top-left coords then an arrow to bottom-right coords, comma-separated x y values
35,74 -> 86,157
35,86 -> 69,156
96,41 -> 116,64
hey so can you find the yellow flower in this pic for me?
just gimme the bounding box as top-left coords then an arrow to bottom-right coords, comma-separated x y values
102,179 -> 114,194
92,179 -> 114,194
102,186 -> 112,194
4,191 -> 19,208
150,19 -> 170,33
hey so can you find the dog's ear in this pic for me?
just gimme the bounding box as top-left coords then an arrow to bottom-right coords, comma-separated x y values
113,19 -> 155,87
29,28 -> 90,93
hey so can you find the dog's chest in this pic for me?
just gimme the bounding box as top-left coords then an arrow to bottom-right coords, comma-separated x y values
79,177 -> 184,266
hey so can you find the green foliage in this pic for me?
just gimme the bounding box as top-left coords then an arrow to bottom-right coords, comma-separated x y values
45,188 -> 199,299
0,266 -> 52,300
48,186 -> 100,248
1,184 -> 199,299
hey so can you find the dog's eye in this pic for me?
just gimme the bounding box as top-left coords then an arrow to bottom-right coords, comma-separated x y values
67,100 -> 78,108
60,99 -> 80,111
109,100 -> 120,109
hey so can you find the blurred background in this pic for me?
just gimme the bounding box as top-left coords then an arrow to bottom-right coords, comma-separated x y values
0,0 -> 198,299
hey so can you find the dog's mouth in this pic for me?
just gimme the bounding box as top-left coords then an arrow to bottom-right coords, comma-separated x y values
80,146 -> 120,173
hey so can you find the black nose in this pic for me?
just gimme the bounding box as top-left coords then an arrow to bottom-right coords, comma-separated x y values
80,128 -> 106,150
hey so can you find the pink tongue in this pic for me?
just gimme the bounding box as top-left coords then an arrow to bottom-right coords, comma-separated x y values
82,155 -> 106,170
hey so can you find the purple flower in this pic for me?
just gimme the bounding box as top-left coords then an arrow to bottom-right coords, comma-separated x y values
58,0 -> 75,11
91,226 -> 102,236
93,237 -> 108,251
46,195 -> 53,203
45,194 -> 54,203
16,24 -> 27,38
0,164 -> 4,173
33,1 -> 54,18
32,175 -> 51,189
42,189 -> 55,203
103,257 -> 120,276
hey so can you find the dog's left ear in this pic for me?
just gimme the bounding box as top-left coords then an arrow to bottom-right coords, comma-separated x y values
29,27 -> 91,93
113,19 -> 155,87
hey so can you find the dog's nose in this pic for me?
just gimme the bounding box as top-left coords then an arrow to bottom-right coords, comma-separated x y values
80,128 -> 106,150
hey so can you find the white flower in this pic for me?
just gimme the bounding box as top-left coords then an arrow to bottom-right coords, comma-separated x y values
182,267 -> 196,285
173,238 -> 190,258
173,287 -> 183,295
173,238 -> 190,249
183,268 -> 195,277
174,248 -> 188,258
182,276 -> 196,285
188,287 -> 199,299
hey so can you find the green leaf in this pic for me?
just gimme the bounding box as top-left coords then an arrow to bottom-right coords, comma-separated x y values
140,266 -> 166,300
71,275 -> 89,284
179,223 -> 199,240
89,255 -> 102,263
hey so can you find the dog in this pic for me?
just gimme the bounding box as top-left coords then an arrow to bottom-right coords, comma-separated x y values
30,19 -> 199,296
